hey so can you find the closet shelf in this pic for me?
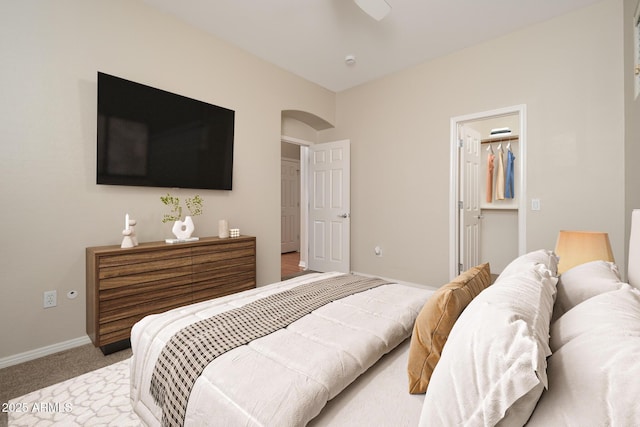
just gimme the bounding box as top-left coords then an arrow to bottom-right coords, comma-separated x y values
481,135 -> 519,144
481,205 -> 518,211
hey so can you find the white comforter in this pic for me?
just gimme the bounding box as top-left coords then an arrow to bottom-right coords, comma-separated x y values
130,272 -> 431,426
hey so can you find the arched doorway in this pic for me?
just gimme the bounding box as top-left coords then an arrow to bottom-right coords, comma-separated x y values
280,110 -> 335,278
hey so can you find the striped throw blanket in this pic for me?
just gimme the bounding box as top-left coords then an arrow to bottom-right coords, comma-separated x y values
149,273 -> 391,427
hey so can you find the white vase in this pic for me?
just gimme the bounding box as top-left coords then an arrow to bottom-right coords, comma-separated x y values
172,216 -> 195,239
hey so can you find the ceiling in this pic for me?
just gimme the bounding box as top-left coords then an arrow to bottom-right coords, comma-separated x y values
142,0 -> 601,92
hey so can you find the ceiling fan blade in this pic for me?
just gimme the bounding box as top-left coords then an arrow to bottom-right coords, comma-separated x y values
353,0 -> 391,21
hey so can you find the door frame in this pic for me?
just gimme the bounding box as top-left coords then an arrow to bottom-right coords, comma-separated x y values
281,157 -> 301,253
449,105 -> 527,279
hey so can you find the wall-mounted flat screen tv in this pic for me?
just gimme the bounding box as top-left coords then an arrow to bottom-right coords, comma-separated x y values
97,72 -> 234,190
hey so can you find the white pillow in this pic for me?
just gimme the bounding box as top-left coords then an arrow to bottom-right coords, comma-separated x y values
419,263 -> 557,427
552,260 -> 623,321
527,287 -> 640,426
497,249 -> 559,280
550,284 -> 640,351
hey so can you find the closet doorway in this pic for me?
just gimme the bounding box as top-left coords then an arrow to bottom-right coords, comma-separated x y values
449,105 -> 527,279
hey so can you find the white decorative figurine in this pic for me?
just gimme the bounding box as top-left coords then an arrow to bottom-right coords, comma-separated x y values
121,213 -> 136,248
128,218 -> 139,246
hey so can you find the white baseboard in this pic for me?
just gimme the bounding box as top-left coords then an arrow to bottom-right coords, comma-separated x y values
0,335 -> 92,370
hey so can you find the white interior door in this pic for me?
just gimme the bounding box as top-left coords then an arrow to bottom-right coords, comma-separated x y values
308,140 -> 351,273
460,125 -> 481,273
281,158 -> 300,253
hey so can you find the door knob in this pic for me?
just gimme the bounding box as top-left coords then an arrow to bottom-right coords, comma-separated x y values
338,213 -> 350,218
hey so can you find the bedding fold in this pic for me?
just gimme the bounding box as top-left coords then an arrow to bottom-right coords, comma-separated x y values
150,274 -> 391,426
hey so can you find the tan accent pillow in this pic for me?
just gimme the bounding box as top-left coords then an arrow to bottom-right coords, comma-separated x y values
407,263 -> 491,394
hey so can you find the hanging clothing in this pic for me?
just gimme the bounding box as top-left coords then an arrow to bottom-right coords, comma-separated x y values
486,151 -> 495,203
495,149 -> 505,200
505,148 -> 515,199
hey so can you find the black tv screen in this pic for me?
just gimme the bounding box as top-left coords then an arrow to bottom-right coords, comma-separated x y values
97,72 -> 234,190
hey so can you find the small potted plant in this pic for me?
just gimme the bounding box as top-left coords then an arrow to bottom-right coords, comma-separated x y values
161,193 -> 203,240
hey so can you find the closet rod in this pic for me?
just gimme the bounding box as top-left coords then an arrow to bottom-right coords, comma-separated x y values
481,135 -> 519,144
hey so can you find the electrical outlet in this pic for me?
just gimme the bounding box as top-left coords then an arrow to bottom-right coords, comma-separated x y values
44,290 -> 57,308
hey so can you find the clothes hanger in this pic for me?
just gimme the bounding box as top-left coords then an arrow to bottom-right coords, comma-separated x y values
486,144 -> 493,153
507,141 -> 511,151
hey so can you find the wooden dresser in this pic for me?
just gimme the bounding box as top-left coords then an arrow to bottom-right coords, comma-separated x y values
86,236 -> 256,353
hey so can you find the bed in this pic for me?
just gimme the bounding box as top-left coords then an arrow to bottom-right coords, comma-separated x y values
130,272 -> 433,426
130,244 -> 640,426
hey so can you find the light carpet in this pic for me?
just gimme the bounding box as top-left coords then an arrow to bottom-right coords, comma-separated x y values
8,359 -> 140,426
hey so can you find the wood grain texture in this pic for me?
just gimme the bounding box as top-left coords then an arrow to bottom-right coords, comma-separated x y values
86,236 -> 256,349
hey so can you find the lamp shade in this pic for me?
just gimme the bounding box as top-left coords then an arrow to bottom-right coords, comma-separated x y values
555,230 -> 614,274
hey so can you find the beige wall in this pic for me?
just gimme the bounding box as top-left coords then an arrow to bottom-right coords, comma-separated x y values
625,0 -> 640,264
321,0 -> 625,285
0,1 -> 334,359
280,116 -> 318,159
281,116 -> 320,143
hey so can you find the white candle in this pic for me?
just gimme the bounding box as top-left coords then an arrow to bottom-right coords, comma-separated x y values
218,219 -> 229,238
125,213 -> 130,231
